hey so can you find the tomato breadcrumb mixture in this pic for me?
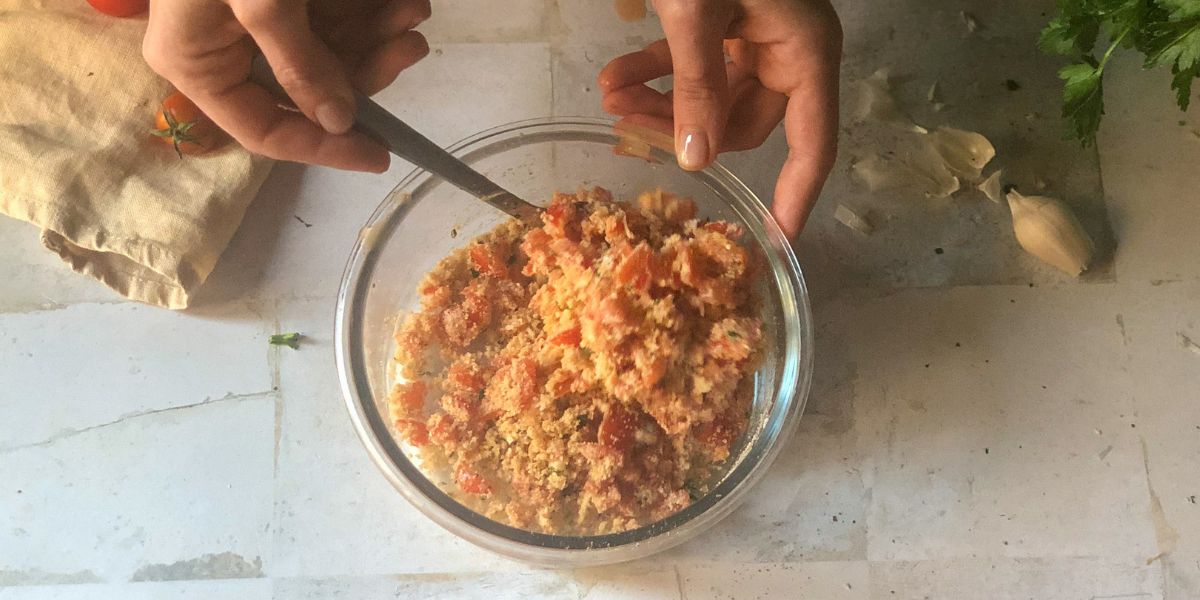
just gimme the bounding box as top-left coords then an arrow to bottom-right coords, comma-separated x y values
387,187 -> 763,535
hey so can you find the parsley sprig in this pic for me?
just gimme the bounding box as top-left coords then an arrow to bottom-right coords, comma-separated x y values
1041,0 -> 1200,146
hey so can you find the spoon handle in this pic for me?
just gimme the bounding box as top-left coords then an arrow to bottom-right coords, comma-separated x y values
248,55 -> 539,221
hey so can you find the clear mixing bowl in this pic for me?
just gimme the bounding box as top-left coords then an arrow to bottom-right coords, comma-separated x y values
335,117 -> 813,567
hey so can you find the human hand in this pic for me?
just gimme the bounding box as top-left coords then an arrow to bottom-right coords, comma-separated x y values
143,0 -> 432,172
598,0 -> 842,238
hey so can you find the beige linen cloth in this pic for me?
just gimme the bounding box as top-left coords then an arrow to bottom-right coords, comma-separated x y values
0,0 -> 274,309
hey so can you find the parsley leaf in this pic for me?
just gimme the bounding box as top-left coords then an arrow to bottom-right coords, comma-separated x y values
1060,61 -> 1106,146
1042,0 -> 1200,144
1040,13 -> 1100,55
1172,62 -> 1199,109
1162,0 -> 1200,20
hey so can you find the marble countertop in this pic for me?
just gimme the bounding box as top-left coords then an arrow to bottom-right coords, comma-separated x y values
3,1 -> 1199,598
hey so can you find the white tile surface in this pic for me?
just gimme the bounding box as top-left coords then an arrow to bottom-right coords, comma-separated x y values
420,0 -> 547,43
1120,280 -> 1200,597
1099,54 -> 1200,285
870,556 -> 1164,600
268,298 -> 514,577
678,561 -> 869,600
271,572 -> 579,599
0,216 -> 122,310
0,396 -> 275,583
0,302 -> 273,450
271,567 -> 679,600
664,413 -> 867,563
809,0 -> 1115,290
842,284 -> 1157,562
4,0 -> 1200,597
556,1 -> 663,46
552,44 -> 629,119
0,580 -> 270,600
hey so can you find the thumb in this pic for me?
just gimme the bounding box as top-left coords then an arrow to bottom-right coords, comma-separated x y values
232,1 -> 356,134
656,1 -> 732,171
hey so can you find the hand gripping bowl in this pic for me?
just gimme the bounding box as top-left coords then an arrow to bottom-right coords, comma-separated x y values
335,117 -> 813,567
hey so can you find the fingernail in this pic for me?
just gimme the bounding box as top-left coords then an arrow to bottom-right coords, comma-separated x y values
315,100 -> 354,134
677,128 -> 709,171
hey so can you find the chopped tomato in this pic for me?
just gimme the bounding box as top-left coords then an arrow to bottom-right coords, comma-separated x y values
395,419 -> 429,446
605,215 -> 630,244
441,285 -> 492,346
642,356 -> 667,388
427,413 -> 459,446
454,463 -> 492,495
616,243 -> 653,290
445,358 -> 485,395
701,221 -> 744,239
695,416 -> 736,454
391,380 -> 427,414
513,358 -> 538,407
597,293 -> 637,327
544,201 -> 582,242
152,91 -> 224,157
598,404 -> 638,451
469,244 -> 509,279
550,326 -> 582,346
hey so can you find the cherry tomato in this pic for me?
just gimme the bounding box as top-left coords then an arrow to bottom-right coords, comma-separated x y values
86,0 -> 148,18
152,91 -> 224,158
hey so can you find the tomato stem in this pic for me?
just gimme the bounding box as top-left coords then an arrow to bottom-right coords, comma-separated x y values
152,104 -> 205,159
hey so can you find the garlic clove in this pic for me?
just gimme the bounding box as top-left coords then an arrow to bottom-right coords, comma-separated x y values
927,127 -> 996,183
1006,190 -> 1096,276
977,169 -> 1004,203
834,204 -> 874,236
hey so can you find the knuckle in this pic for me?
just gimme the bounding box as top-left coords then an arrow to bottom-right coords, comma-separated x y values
672,74 -> 722,103
601,93 -> 624,114
272,63 -> 320,93
141,35 -> 172,76
655,0 -> 705,22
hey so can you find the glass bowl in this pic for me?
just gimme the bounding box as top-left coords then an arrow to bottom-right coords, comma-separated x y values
335,117 -> 813,567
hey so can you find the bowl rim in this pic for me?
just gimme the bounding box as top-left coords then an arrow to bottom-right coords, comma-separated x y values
334,116 -> 814,566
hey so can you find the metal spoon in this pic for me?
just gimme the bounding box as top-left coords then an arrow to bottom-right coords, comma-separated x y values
248,55 -> 540,221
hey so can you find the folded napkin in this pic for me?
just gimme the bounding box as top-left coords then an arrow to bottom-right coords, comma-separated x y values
0,0 -> 273,309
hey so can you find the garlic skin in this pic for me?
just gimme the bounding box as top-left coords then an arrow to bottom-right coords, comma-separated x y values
854,69 -> 925,132
927,127 -> 996,182
1007,190 -> 1096,276
834,204 -> 874,235
977,169 -> 1004,203
852,152 -> 960,198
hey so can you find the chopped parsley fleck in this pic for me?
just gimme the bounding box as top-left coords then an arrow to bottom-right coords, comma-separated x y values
269,332 -> 301,349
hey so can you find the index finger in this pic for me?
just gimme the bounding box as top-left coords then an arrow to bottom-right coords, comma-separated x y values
771,58 -> 840,239
196,79 -> 390,172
